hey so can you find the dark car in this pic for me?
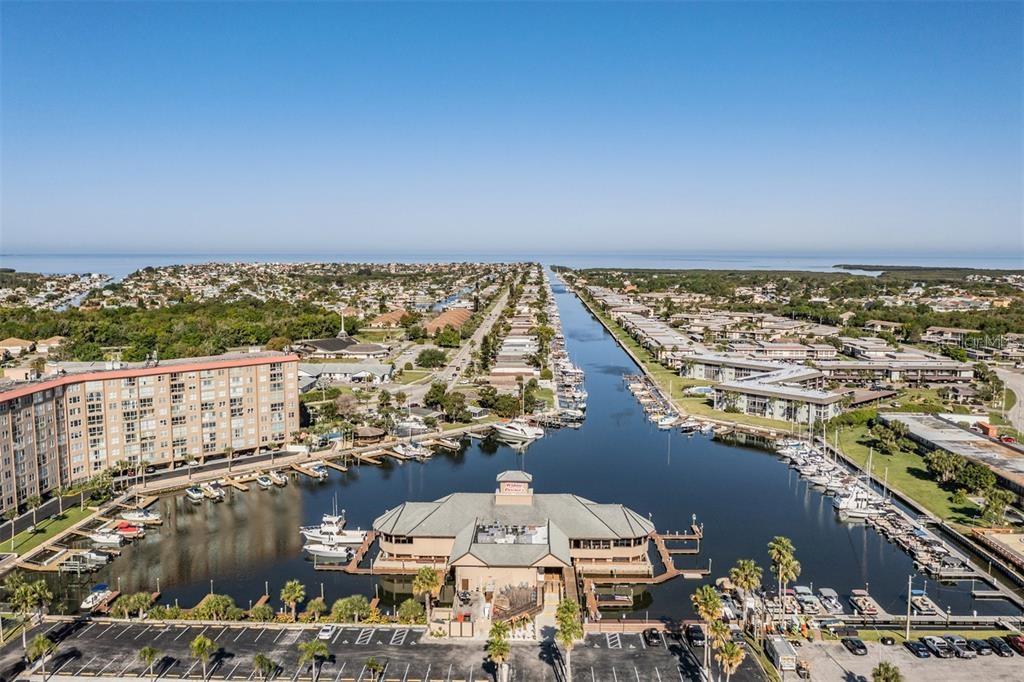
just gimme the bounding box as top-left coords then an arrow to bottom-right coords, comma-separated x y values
987,637 -> 1014,657
686,624 -> 706,647
879,636 -> 895,646
1005,634 -> 1024,656
966,638 -> 993,656
842,637 -> 868,656
903,640 -> 931,658
643,628 -> 663,647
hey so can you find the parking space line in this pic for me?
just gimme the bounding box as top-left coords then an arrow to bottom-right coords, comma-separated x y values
355,628 -> 373,645
234,627 -> 248,642
43,622 -> 62,635
655,668 -> 663,681
114,624 -> 134,640
332,662 -> 347,682
53,656 -> 76,676
254,628 -> 266,642
634,666 -> 641,682
639,634 -> 646,649
75,622 -> 96,639
154,626 -> 168,640
134,625 -> 152,640
197,625 -> 209,639
403,663 -> 410,681
331,626 -> 344,644
120,657 -> 137,676
612,667 -> 619,682
76,654 -> 98,675
390,628 -> 408,646
606,632 -> 622,649
213,626 -> 227,641
174,626 -> 191,641
226,661 -> 241,679
273,629 -> 286,643
97,655 -> 122,675
182,660 -> 199,678
97,623 -> 116,638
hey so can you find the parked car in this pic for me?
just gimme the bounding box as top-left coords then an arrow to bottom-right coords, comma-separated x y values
317,625 -> 335,641
879,636 -> 895,646
966,638 -> 993,656
643,629 -> 663,647
841,637 -> 867,656
1004,634 -> 1024,655
1000,436 -> 1017,444
686,624 -> 706,647
988,637 -> 1015,657
944,635 -> 976,659
903,641 -> 931,658
921,636 -> 954,659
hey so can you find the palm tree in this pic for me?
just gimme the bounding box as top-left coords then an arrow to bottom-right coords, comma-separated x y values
715,640 -> 746,682
554,598 -> 583,682
690,584 -> 723,671
253,653 -> 275,681
772,555 -> 802,618
872,661 -> 904,682
412,567 -> 441,625
365,656 -> 384,681
26,634 -> 55,679
25,496 -> 41,526
728,559 -> 762,631
767,536 -> 795,616
189,634 -> 215,680
486,621 -> 512,682
4,509 -> 18,551
708,618 -> 730,676
138,645 -> 160,681
30,579 -> 52,624
280,580 -> 306,622
297,639 -> 329,682
305,596 -> 326,622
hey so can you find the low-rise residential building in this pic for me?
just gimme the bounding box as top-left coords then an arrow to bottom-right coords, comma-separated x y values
0,351 -> 300,513
367,309 -> 407,328
713,366 -> 846,424
424,308 -> 473,336
922,326 -> 980,346
297,362 -> 393,390
0,338 -> 34,357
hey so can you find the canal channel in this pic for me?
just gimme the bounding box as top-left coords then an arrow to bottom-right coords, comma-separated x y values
31,269 -> 1024,621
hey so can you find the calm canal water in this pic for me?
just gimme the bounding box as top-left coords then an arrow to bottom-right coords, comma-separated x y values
36,271 -> 1022,620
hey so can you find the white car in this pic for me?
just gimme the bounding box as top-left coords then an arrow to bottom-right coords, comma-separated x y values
317,625 -> 336,641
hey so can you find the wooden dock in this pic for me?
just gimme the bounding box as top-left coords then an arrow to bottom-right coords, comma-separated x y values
91,590 -> 121,615
290,463 -> 320,478
222,478 -> 249,492
352,451 -> 383,465
321,459 -> 348,473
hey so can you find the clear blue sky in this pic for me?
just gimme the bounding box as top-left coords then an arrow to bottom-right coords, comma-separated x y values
1,1 -> 1021,257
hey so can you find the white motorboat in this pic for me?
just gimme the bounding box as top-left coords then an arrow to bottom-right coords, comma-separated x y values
492,419 -> 544,442
80,585 -> 114,611
184,486 -> 204,503
120,509 -> 161,525
200,482 -> 226,502
303,542 -> 355,561
432,437 -> 461,451
81,550 -> 112,565
269,470 -> 288,486
308,463 -> 329,481
89,532 -> 124,546
315,529 -> 368,545
256,474 -> 273,489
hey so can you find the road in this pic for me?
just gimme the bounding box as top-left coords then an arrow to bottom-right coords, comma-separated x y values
994,367 -> 1024,434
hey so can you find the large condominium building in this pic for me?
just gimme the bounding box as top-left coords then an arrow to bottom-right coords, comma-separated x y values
0,352 -> 299,513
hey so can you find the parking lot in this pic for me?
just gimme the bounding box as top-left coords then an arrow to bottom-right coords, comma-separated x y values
570,632 -> 766,682
0,621 -> 771,681
798,639 -> 1024,681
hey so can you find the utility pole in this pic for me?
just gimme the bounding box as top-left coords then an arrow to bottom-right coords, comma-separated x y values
905,574 -> 912,640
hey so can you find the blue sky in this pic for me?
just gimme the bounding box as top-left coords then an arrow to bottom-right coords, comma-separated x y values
1,1 -> 1021,257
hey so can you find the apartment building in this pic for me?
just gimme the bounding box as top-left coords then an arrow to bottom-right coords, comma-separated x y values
0,352 -> 299,513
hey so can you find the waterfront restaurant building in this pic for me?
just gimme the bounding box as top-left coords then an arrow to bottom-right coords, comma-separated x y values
0,352 -> 299,514
373,471 -> 655,594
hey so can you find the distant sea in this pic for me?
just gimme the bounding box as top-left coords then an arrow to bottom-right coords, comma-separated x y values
1,251 -> 1021,281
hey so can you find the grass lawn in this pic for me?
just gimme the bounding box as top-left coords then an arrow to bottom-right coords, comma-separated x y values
853,628 -> 1010,643
441,414 -> 500,431
1005,386 -> 1018,411
355,330 -> 403,343
4,506 -> 93,556
535,387 -> 555,409
396,370 -> 434,385
836,425 -> 979,526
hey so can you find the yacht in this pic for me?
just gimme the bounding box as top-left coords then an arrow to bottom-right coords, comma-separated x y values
80,584 -> 114,611
256,474 -> 273,489
269,470 -> 288,486
492,419 -> 544,442
184,486 -> 204,503
303,542 -> 356,561
300,510 -> 348,542
88,532 -> 124,546
120,509 -> 161,525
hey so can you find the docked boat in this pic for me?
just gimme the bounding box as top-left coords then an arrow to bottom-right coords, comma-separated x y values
300,508 -> 348,542
793,585 -> 823,615
655,415 -> 678,429
303,542 -> 355,561
184,486 -> 205,503
200,482 -> 226,502
80,584 -> 114,611
677,419 -> 702,433
492,419 -> 544,442
849,589 -> 878,615
256,474 -> 274,489
817,588 -> 844,615
269,470 -> 288,486
113,521 -> 145,539
88,532 -> 124,546
120,508 -> 161,525
82,550 -> 112,565
432,437 -> 461,451
308,463 -> 329,481
314,529 -> 368,545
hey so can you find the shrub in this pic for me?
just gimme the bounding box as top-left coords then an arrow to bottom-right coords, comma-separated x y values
397,598 -> 425,624
249,604 -> 275,622
331,595 -> 371,623
417,349 -> 447,368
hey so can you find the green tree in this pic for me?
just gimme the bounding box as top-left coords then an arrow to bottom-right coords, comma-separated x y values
690,585 -> 723,670
249,604 -> 274,622
982,487 -> 1015,525
417,349 -> 447,369
554,598 -> 583,682
305,596 -> 326,622
956,462 -> 996,494
138,645 -> 160,681
716,640 -> 746,682
397,598 -> 425,624
412,566 -> 441,624
331,595 -> 370,623
871,661 -> 904,682
297,639 -> 329,682
728,559 -> 762,631
280,580 -> 306,622
253,653 -> 276,681
767,536 -> 798,616
486,621 -> 512,682
365,656 -> 384,681
424,381 -> 448,408
189,634 -> 216,681
26,634 -> 55,678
